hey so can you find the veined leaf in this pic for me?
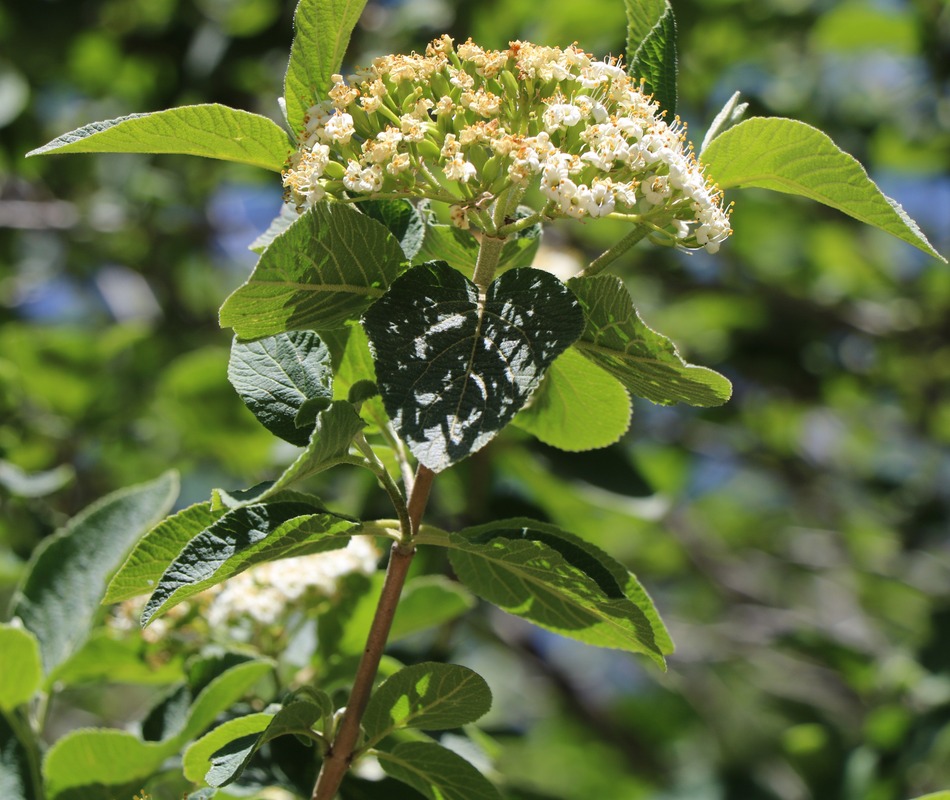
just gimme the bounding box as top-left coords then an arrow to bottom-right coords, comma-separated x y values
10,472 -> 178,675
701,117 -> 946,261
104,501 -> 225,604
363,262 -> 584,472
569,275 -> 732,407
624,0 -> 667,57
219,202 -> 405,338
361,199 -> 427,261
0,626 -> 41,711
377,741 -> 502,800
627,1 -> 677,115
283,0 -> 370,136
27,105 -> 291,172
142,502 -> 359,625
425,519 -> 672,666
183,713 -> 274,783
0,713 -> 36,800
514,347 -> 632,451
228,331 -> 333,447
363,662 -> 491,746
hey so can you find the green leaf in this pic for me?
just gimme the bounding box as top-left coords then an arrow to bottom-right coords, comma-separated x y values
701,117 -> 946,261
419,208 -> 541,276
142,502 -> 359,625
0,460 -> 73,498
627,1 -> 677,115
910,794 -> 950,800
228,331 -> 334,446
333,326 -> 390,432
363,662 -> 491,746
219,202 -> 405,338
283,0 -> 370,136
514,347 -> 632,451
700,91 -> 749,153
429,519 -> 671,666
0,626 -> 41,711
249,204 -> 299,254
361,199 -> 427,261
624,0 -> 667,57
27,105 -> 291,172
183,713 -> 273,783
377,741 -> 502,800
569,275 -> 731,407
0,713 -> 37,800
104,501 -> 225,604
363,262 -> 584,472
10,472 -> 178,675
47,631 -> 182,687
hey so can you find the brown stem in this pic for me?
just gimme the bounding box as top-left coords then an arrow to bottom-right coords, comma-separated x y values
310,465 -> 435,800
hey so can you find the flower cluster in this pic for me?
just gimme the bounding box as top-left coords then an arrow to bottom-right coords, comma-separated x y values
282,36 -> 731,253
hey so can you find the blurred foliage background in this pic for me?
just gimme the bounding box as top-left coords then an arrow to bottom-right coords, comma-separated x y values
1,0 -> 949,798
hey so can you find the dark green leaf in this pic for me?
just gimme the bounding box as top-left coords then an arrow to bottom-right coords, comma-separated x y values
27,105 -> 291,172
513,347 -> 632,451
220,202 -> 405,338
361,199 -> 427,260
701,117 -> 945,261
0,711 -> 37,800
430,519 -> 671,666
363,662 -> 491,746
283,0 -> 370,136
104,500 -> 224,604
142,502 -> 359,625
0,626 -> 41,711
249,204 -> 299,254
569,275 -> 732,407
10,472 -> 178,675
377,741 -> 502,800
228,331 -> 333,446
363,262 -> 584,472
624,0 -> 667,58
627,1 -> 677,115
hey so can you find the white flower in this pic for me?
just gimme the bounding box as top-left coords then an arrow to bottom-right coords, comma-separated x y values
324,112 -> 355,144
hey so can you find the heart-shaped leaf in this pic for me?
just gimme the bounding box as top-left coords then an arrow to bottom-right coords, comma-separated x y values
363,262 -> 584,472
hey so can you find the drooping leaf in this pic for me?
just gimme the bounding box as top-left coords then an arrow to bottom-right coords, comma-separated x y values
377,741 -> 502,800
142,502 -> 359,625
10,472 -> 178,675
569,275 -> 732,407
361,199 -> 427,261
183,713 -> 274,783
363,262 -> 584,472
0,626 -> 41,711
27,105 -> 291,172
423,519 -> 671,666
513,347 -> 632,451
283,0 -> 370,136
219,202 -> 405,338
228,331 -> 333,446
701,117 -> 946,261
104,501 -> 224,604
249,204 -> 299,254
0,713 -> 36,800
627,1 -> 677,115
363,662 -> 491,746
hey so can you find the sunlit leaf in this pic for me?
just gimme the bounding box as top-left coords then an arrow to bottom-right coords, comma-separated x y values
0,626 -> 41,711
183,714 -> 274,783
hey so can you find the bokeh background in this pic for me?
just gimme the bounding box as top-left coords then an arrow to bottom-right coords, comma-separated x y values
2,0 -> 949,798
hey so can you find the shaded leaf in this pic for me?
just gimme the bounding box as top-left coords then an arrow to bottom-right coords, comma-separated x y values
363,662 -> 491,746
361,199 -> 427,260
283,0 -> 370,136
11,472 -> 178,675
377,741 -> 502,800
514,347 -> 632,451
627,1 -> 677,115
624,0 -> 667,58
364,262 -> 584,472
700,91 -> 749,153
220,202 -> 405,338
48,631 -> 182,687
249,204 -> 299,254
27,105 -> 290,172
142,502 -> 359,625
569,275 -> 732,407
0,713 -> 36,800
701,117 -> 945,261
182,713 -> 273,782
419,208 -> 541,276
0,626 -> 41,711
228,331 -> 333,446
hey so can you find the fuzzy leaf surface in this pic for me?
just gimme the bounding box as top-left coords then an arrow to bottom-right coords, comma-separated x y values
220,202 -> 405,338
363,262 -> 584,471
361,199 -> 427,261
430,519 -> 672,666
142,502 -> 358,625
228,331 -> 333,446
514,347 -> 632,451
628,1 -> 677,115
10,472 -> 177,675
27,105 -> 290,172
363,662 -> 491,745
377,741 -> 502,800
569,275 -> 732,407
701,117 -> 945,261
283,0 -> 369,135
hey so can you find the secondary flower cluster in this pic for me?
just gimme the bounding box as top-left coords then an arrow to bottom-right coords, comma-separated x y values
282,36 -> 732,253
